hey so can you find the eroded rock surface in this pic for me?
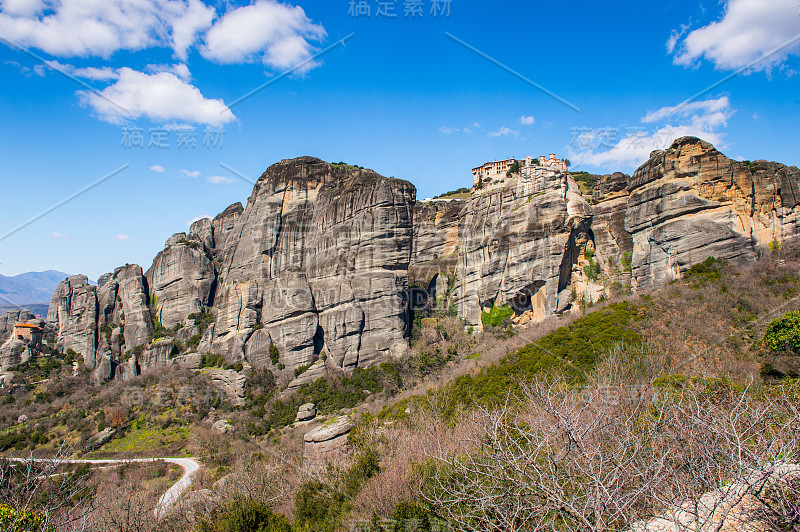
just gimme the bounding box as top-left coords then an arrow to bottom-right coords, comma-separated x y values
303,416 -> 354,472
146,233 -> 216,329
215,157 -> 415,372
626,137 -> 800,291
453,171 -> 592,328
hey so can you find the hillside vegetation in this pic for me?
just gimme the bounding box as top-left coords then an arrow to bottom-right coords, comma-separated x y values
2,256 -> 800,531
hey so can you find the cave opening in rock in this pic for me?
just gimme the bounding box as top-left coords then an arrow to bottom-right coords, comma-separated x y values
313,325 -> 325,355
510,281 -> 547,319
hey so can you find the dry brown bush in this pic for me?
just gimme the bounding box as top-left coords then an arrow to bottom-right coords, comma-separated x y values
421,374 -> 800,532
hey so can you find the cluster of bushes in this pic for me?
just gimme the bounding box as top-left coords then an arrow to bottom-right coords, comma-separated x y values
186,311 -> 215,351
0,426 -> 50,452
480,304 -> 514,328
445,302 -> 641,409
569,171 -> 600,195
432,187 -> 470,199
8,357 -> 62,380
0,504 -> 47,532
584,248 -> 601,280
621,251 -> 633,272
251,364 -> 402,436
199,353 -> 243,372
682,256 -> 724,286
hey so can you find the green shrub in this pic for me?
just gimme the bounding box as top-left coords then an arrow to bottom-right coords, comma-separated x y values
763,311 -> 800,354
683,257 -> 724,286
444,302 -> 641,409
269,343 -> 279,365
200,353 -> 228,369
294,364 -> 310,378
197,498 -> 290,532
187,334 -> 202,351
189,312 -> 215,336
151,317 -> 172,340
0,504 -> 48,532
293,481 -> 345,532
480,305 -> 514,328
621,251 -> 632,272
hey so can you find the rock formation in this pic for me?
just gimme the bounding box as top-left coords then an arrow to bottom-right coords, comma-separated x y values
213,157 -> 415,373
452,171 -> 592,328
40,140 -> 800,387
145,233 -> 216,330
591,172 -> 633,271
0,310 -> 43,370
303,416 -> 354,473
626,137 -> 800,291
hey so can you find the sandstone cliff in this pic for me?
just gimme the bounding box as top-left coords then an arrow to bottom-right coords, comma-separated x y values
38,140 -> 800,386
452,171 -> 592,328
626,137 -> 800,291
213,157 -> 415,373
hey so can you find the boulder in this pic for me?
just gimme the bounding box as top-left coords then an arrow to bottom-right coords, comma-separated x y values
203,368 -> 247,406
86,427 -> 115,449
212,419 -> 233,434
303,416 -> 354,472
296,402 -> 317,422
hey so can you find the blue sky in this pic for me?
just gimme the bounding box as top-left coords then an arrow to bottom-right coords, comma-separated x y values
0,0 -> 799,279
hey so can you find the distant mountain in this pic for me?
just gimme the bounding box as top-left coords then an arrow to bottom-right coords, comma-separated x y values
0,270 -> 71,310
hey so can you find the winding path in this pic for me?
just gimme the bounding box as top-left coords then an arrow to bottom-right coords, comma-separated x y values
6,456 -> 200,515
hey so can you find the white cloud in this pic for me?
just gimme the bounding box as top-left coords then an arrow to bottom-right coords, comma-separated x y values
519,115 -> 535,125
145,62 -> 191,80
207,175 -> 235,184
50,232 -> 68,239
166,0 -> 216,61
0,0 -> 216,59
202,0 -> 326,71
185,214 -> 212,226
114,234 -> 131,241
642,96 -> 732,128
671,0 -> 800,71
79,67 -> 236,126
179,169 -> 201,178
488,126 -> 521,137
36,60 -> 118,81
1,0 -> 43,17
753,111 -> 761,120
439,126 -> 459,134
568,97 -> 735,169
149,164 -> 165,173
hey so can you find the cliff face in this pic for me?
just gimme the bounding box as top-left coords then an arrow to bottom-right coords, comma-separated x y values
145,232 -> 216,330
409,200 -> 462,296
452,171 -> 592,327
212,157 -> 415,372
626,137 -> 800,291
591,172 -> 633,271
39,141 -> 800,384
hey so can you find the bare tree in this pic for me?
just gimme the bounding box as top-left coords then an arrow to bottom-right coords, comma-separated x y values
422,376 -> 800,532
0,445 -> 94,532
